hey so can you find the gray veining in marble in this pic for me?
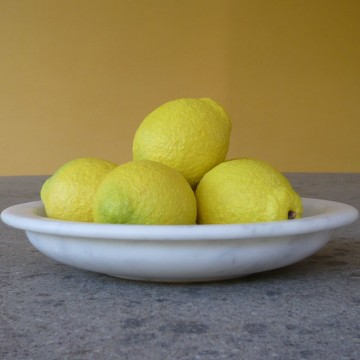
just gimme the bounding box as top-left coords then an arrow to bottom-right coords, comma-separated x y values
1,174 -> 359,360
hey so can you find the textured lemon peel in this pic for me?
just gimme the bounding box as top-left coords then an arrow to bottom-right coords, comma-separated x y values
133,98 -> 232,188
40,158 -> 117,222
195,158 -> 303,224
40,99 -> 303,226
93,160 -> 197,225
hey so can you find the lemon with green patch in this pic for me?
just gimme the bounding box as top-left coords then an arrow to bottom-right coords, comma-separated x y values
93,160 -> 197,225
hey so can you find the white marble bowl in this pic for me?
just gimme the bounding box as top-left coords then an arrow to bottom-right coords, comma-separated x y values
1,198 -> 358,282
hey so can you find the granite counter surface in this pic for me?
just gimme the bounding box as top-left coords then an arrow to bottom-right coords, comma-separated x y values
1,174 -> 359,360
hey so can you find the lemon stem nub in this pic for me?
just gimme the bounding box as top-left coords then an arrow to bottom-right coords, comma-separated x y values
288,210 -> 296,219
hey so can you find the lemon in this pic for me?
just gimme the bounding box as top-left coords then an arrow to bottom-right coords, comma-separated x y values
93,160 -> 197,225
132,98 -> 232,188
41,158 -> 117,222
196,158 -> 303,224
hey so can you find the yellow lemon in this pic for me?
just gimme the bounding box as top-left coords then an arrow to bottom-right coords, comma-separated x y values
132,98 -> 232,188
41,158 -> 117,222
196,158 -> 303,224
93,160 -> 197,225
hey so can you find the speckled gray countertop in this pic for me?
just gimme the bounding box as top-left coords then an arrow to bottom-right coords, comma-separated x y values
1,174 -> 359,360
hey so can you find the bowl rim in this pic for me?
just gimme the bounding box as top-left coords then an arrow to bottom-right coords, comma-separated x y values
1,198 -> 358,241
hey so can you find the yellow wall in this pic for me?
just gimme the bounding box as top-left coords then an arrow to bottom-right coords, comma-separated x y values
1,0 -> 359,175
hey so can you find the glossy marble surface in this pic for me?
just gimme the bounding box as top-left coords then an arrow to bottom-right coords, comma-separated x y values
1,174 -> 360,359
1,199 -> 358,282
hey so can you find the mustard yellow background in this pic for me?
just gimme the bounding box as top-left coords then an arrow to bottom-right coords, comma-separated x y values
1,0 -> 359,175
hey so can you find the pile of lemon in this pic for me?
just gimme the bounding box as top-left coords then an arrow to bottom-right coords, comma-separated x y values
41,98 -> 302,225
